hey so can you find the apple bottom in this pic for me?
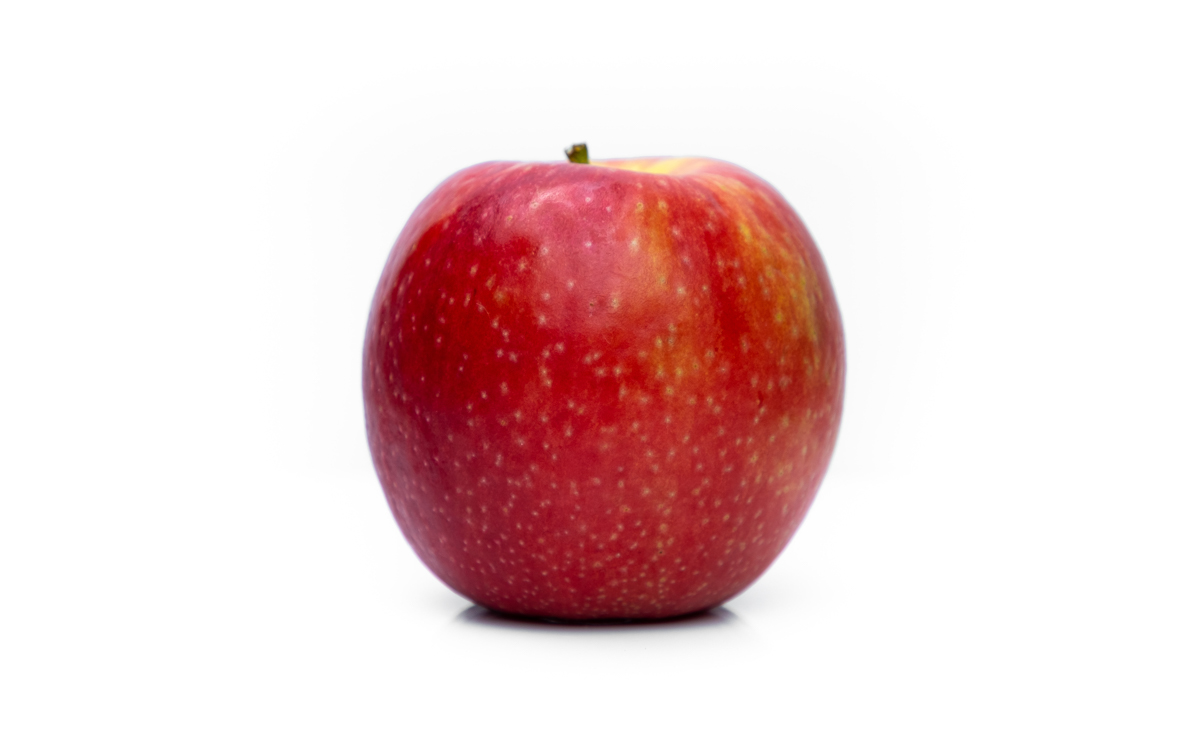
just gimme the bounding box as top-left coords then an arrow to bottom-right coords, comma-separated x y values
375,447 -> 827,621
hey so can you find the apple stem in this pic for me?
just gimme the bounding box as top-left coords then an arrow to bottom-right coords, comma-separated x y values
565,143 -> 589,164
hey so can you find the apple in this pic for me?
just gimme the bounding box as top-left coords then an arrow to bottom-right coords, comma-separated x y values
364,146 -> 844,620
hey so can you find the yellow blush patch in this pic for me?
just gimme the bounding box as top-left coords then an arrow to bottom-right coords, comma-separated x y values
595,158 -> 711,176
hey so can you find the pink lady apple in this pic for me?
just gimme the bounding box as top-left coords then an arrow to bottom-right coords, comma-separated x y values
364,145 -> 844,620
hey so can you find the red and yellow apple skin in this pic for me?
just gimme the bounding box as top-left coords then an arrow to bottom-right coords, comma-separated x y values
364,156 -> 844,620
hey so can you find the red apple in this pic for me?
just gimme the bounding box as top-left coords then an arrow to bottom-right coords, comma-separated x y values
364,148 -> 844,620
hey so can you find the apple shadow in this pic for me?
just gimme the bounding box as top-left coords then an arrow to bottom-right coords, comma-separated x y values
454,604 -> 741,632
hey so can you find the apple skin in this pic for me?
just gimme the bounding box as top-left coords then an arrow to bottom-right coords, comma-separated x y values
364,156 -> 844,620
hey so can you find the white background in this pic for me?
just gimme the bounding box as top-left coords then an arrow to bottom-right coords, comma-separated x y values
2,1 -> 1198,747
